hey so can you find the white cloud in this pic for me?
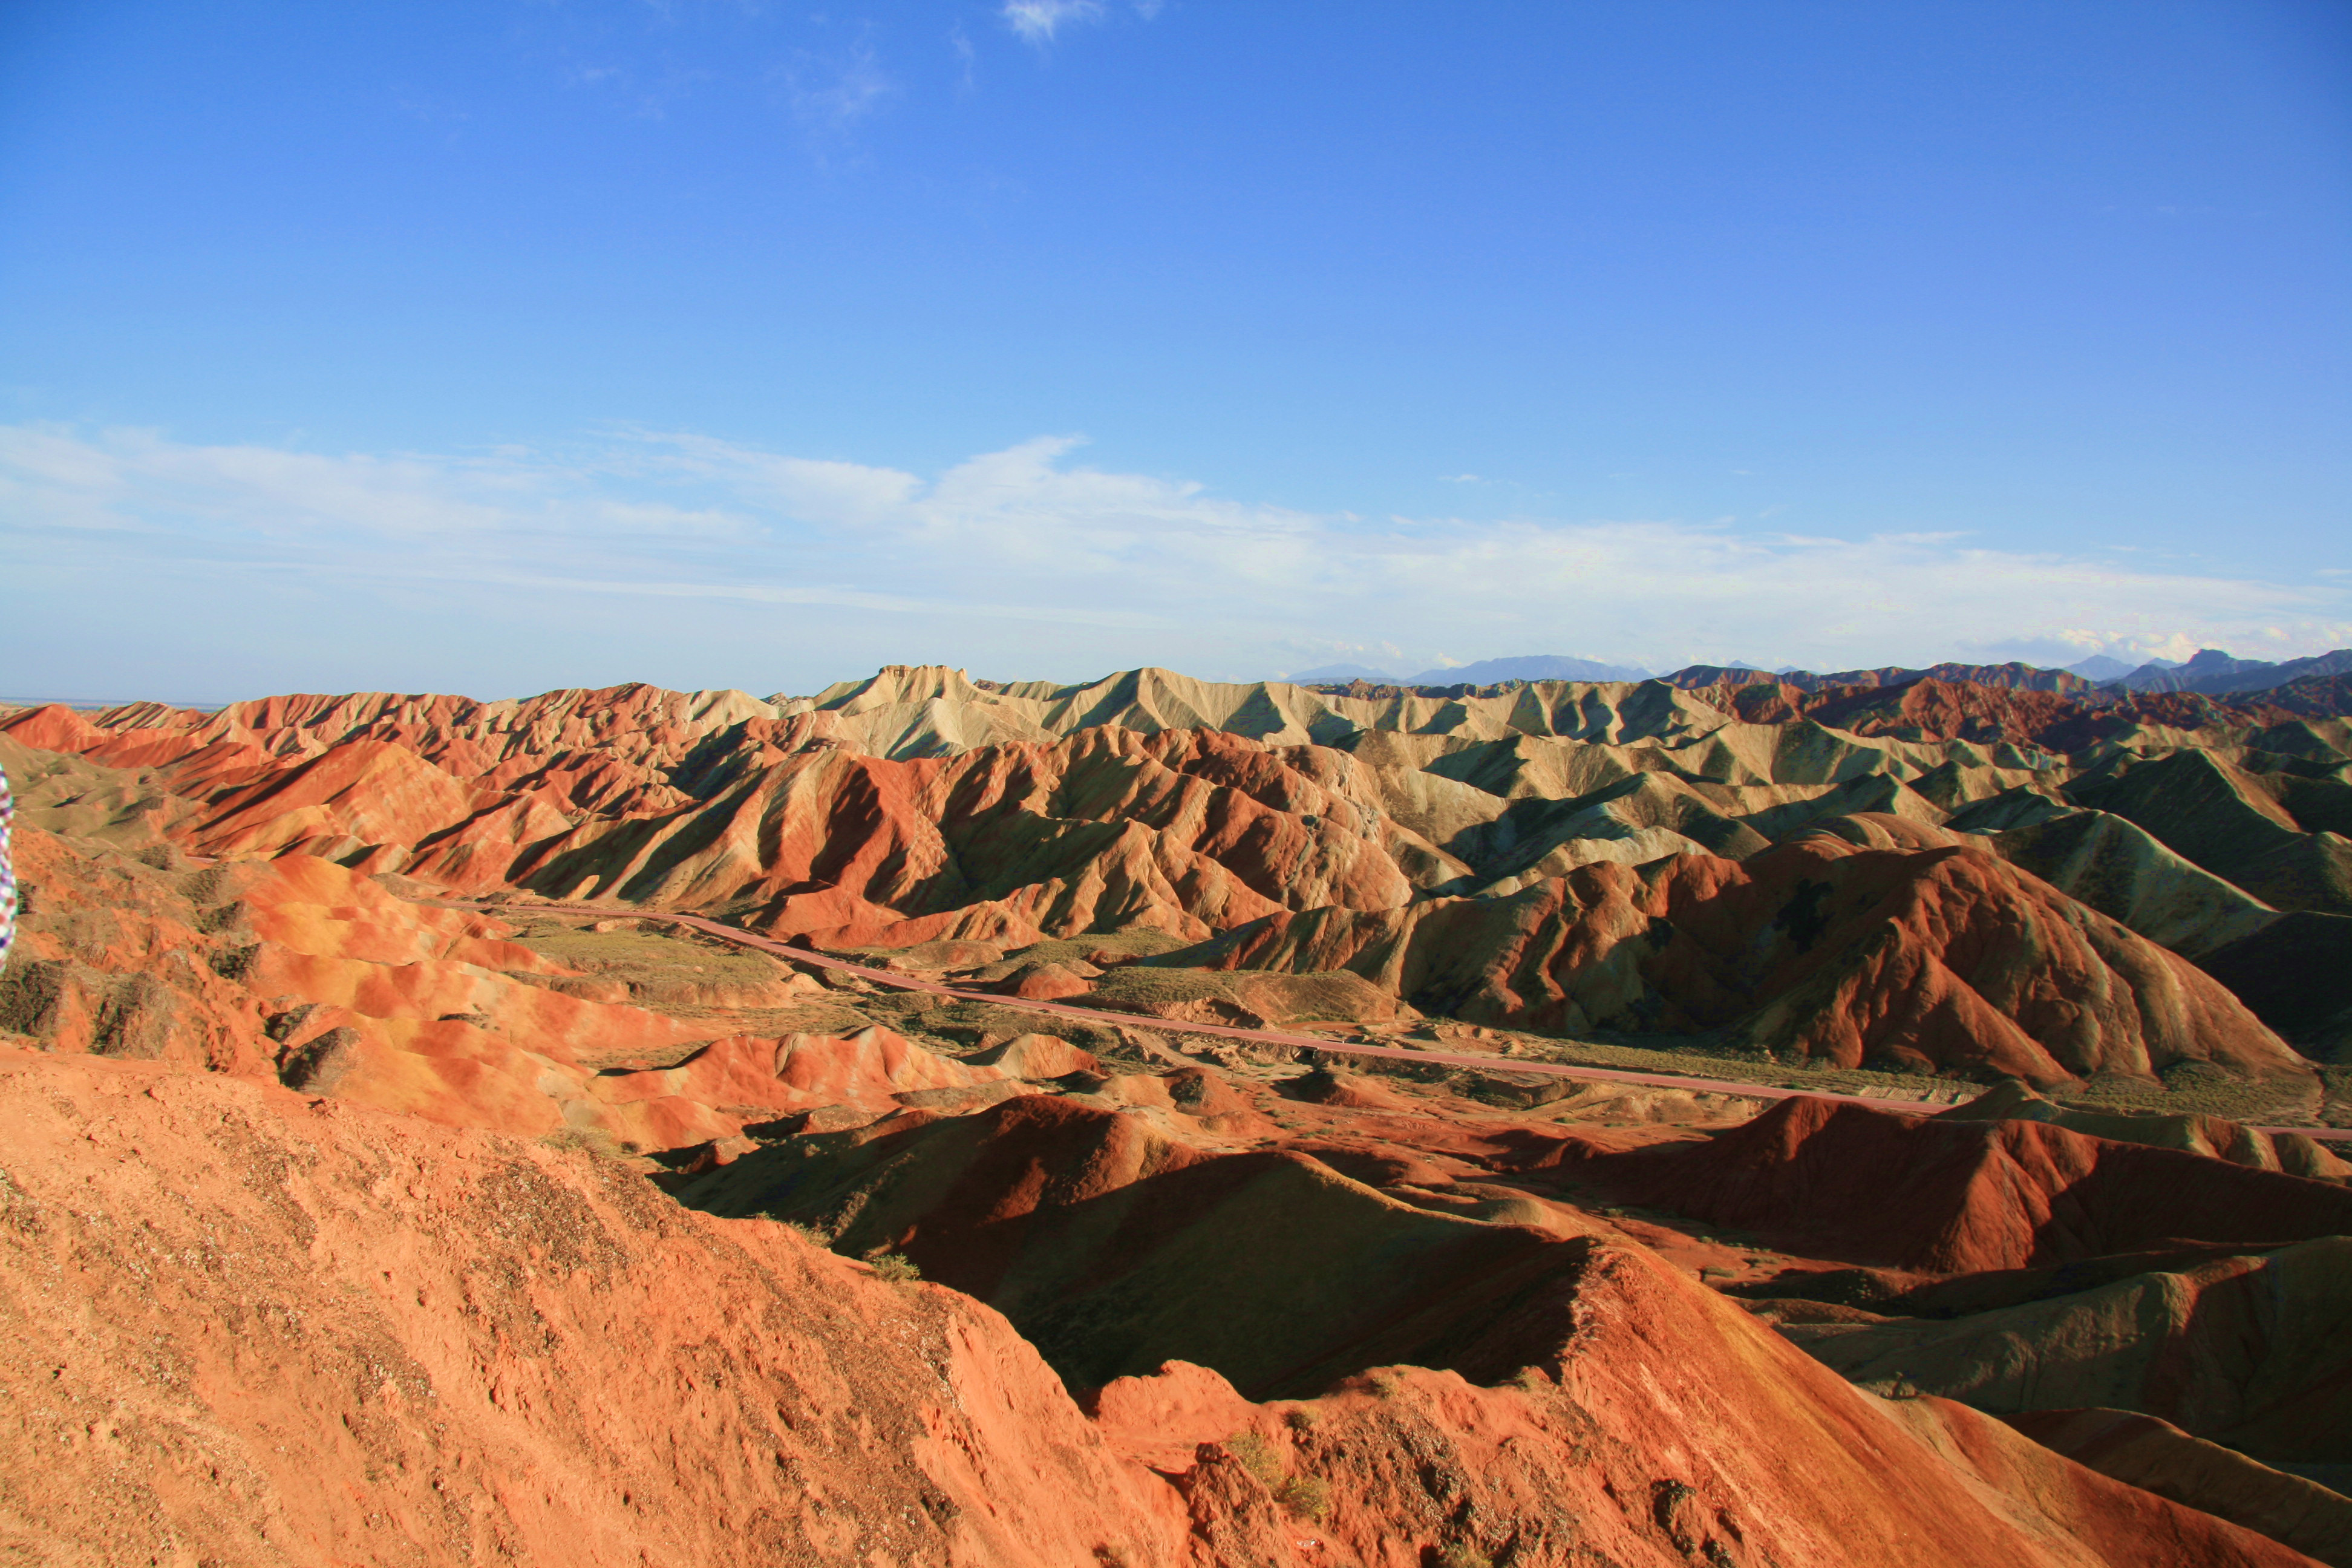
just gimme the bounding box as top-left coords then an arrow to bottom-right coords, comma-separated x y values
2,422 -> 2347,697
782,45 -> 894,134
1002,1 -> 1106,45
950,24 -> 978,91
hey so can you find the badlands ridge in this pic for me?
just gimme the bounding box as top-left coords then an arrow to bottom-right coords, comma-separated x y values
4,659 -> 2352,1566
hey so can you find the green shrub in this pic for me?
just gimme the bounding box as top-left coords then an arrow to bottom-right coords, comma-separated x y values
1224,1431 -> 1283,1486
538,1126 -> 630,1160
1436,1545 -> 1492,1568
1275,1474 -> 1330,1522
863,1249 -> 922,1283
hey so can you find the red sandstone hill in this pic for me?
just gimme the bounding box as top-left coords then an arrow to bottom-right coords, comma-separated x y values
1681,675 -> 2095,742
1674,673 -> 2352,751
505,727 -> 1443,945
1165,833 -> 2309,1085
5,1049 -> 2305,1568
1515,1096 -> 2352,1275
0,822 -> 1098,1151
671,1090 -> 1603,1397
11,668 -> 2340,1085
0,1050 -> 1185,1568
4,795 -> 2349,1563
3,712 -> 1457,944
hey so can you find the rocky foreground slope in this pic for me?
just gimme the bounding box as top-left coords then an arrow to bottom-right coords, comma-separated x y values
6,663 -> 2352,1563
0,1047 -> 2318,1568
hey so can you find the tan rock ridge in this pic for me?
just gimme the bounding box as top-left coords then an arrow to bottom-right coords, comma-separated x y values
1934,1078 -> 2352,1181
1785,1236 -> 2352,1477
2008,1408 -> 2352,1567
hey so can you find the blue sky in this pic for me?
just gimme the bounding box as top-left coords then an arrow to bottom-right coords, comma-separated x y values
3,1 -> 2348,700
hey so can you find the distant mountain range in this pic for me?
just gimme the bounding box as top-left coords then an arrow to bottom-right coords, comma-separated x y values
1293,655 -> 2094,694
2107,647 -> 2352,696
2062,655 -> 2164,682
1286,648 -> 2352,700
1659,661 -> 2099,694
1288,655 -> 1653,685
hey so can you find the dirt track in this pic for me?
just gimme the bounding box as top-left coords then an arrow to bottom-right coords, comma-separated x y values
450,898 -> 2348,1138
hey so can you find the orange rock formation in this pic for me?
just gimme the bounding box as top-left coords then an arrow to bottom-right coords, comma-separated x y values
7,667 -> 2352,1564
0,1049 -> 2311,1567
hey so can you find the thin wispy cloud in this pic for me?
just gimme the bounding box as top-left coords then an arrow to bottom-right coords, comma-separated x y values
1002,1 -> 1106,46
949,24 -> 978,92
559,54 -> 714,121
2,423 -> 2346,697
781,45 -> 894,134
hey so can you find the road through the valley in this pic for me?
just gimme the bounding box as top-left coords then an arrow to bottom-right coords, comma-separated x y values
456,899 -> 2352,1137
